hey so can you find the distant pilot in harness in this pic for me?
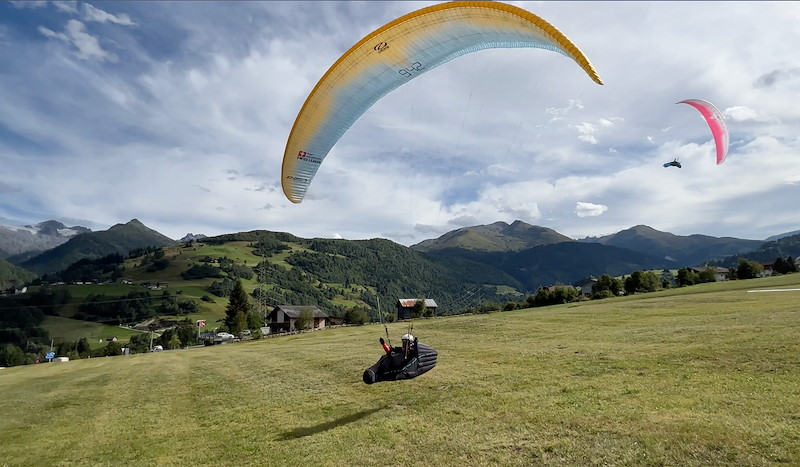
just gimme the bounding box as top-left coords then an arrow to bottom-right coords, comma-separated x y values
364,332 -> 437,384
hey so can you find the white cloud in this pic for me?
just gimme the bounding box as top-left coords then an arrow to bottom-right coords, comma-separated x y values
784,174 -> 800,184
575,122 -> 596,135
724,105 -> 775,123
10,1 -> 47,9
39,19 -> 117,62
575,202 -> 608,218
83,3 -> 136,26
38,25 -> 67,41
546,99 -> 584,116
53,1 -> 78,14
5,1 -> 800,244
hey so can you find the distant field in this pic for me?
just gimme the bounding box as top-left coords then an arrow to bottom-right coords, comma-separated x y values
2,274 -> 799,465
43,316 -> 145,348
186,241 -> 263,265
495,284 -> 524,297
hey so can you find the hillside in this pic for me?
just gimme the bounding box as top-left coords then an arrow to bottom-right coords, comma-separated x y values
196,230 -> 490,312
411,220 -> 573,252
2,275 -> 798,466
766,229 -> 800,241
713,232 -> 800,267
17,219 -> 175,276
16,230 -> 499,343
0,257 -> 36,290
425,241 -> 670,290
581,224 -> 763,265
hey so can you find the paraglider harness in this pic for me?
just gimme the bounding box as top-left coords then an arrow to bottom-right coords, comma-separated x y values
362,301 -> 437,384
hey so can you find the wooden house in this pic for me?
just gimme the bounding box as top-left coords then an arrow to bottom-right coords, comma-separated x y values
267,305 -> 329,333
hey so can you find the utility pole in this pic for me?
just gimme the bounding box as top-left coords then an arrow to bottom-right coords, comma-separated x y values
257,262 -> 269,327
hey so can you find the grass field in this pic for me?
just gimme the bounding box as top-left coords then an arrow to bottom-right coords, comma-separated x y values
2,275 -> 799,466
42,316 -> 146,349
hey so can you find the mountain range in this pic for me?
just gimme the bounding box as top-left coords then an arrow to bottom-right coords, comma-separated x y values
13,219 -> 175,276
3,218 -> 800,295
0,220 -> 91,261
411,221 -> 765,266
577,224 -> 763,266
408,221 -> 772,291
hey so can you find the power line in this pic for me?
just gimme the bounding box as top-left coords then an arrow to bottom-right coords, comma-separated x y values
0,295 -> 164,311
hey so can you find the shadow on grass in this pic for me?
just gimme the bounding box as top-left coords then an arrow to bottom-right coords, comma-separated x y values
278,406 -> 387,440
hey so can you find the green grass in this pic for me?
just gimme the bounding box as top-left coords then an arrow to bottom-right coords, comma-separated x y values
3,275 -> 799,465
43,316 -> 146,348
495,284 -> 524,297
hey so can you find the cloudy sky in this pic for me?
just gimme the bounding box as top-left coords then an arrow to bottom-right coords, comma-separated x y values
2,1 -> 799,245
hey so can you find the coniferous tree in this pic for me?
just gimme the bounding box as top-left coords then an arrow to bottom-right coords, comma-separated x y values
774,257 -> 788,274
225,280 -> 251,335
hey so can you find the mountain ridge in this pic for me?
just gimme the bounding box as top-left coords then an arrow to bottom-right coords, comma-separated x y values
16,219 -> 176,276
411,220 -> 573,252
0,220 -> 91,259
578,224 -> 764,265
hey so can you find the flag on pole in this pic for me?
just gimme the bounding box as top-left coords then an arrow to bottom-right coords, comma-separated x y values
197,320 -> 206,327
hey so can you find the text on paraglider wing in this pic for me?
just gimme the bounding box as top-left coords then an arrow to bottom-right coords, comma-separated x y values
297,151 -> 322,164
286,176 -> 310,183
398,62 -> 424,77
373,42 -> 389,53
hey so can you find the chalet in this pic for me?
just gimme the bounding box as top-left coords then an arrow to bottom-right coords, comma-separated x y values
760,262 -> 774,277
689,266 -> 730,282
576,279 -> 597,297
267,305 -> 329,333
396,298 -> 438,320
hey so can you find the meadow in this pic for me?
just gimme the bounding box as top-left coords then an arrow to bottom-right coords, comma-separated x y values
2,275 -> 799,466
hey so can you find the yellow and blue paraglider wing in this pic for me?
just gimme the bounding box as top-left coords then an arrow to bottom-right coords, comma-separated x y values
281,1 -> 603,203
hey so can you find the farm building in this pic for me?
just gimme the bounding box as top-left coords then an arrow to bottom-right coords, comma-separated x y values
267,305 -> 329,333
396,298 -> 438,320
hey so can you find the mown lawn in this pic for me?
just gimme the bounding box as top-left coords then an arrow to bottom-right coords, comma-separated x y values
2,275 -> 799,466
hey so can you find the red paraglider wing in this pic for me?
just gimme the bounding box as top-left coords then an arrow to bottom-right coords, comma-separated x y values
677,99 -> 729,165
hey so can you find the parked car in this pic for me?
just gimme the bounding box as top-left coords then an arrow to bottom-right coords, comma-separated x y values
240,330 -> 251,337
216,332 -> 235,340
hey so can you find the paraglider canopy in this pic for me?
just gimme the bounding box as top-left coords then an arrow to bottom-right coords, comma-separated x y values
677,99 -> 729,165
663,158 -> 681,168
281,1 -> 603,204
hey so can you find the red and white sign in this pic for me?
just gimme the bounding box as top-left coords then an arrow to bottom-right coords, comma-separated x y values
197,320 -> 206,327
